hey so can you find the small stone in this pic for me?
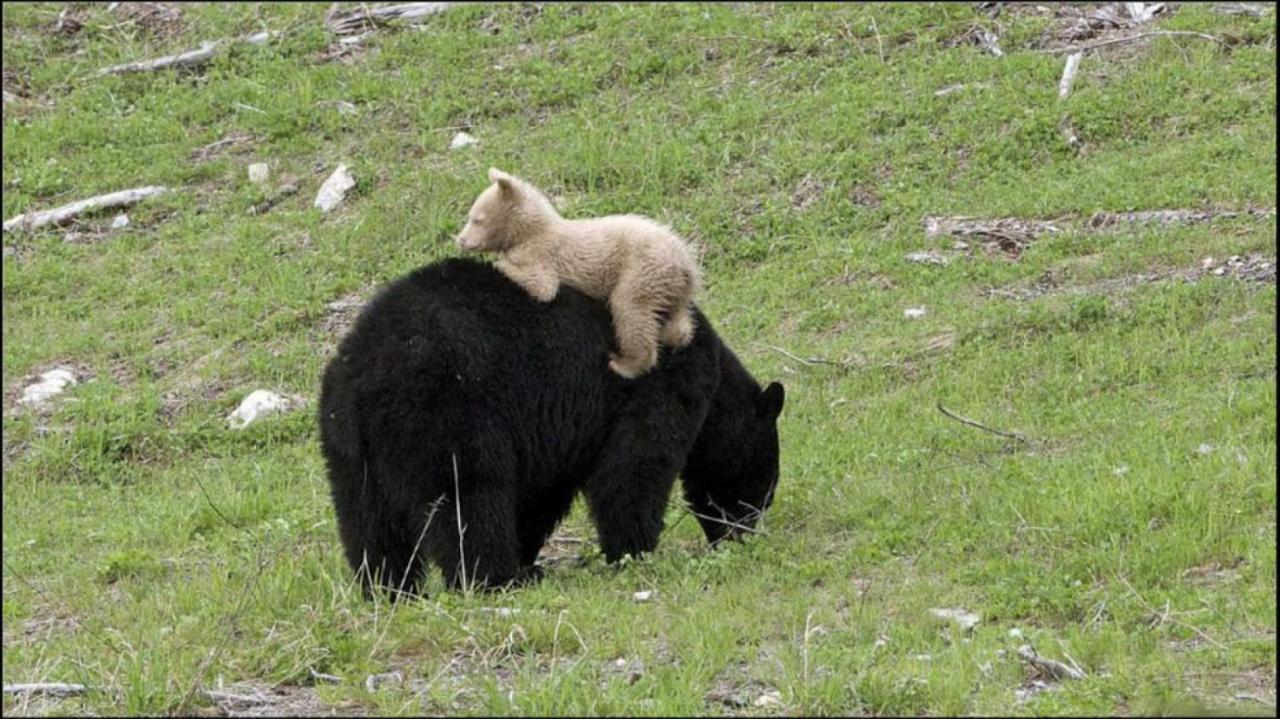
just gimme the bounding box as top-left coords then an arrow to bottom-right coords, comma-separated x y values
1009,627 -> 1023,639
1201,256 -> 1217,269
226,390 -> 296,429
905,250 -> 949,265
20,368 -> 78,406
248,163 -> 270,185
904,307 -> 927,320
364,671 -> 404,692
633,590 -> 655,602
929,607 -> 980,632
753,690 -> 783,708
1113,465 -> 1129,476
110,214 -> 129,229
315,164 -> 356,213
450,131 -> 479,150
335,101 -> 358,116
1196,443 -> 1214,455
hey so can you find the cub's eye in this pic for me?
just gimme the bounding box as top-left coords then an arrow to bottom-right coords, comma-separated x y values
471,216 -> 484,225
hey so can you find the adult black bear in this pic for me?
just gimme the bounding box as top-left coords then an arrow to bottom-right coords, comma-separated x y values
319,258 -> 784,595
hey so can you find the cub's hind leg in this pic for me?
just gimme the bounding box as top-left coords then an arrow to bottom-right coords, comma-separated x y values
607,282 -> 663,379
659,302 -> 696,348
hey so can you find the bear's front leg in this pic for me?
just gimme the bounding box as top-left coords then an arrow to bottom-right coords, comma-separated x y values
495,257 -> 559,303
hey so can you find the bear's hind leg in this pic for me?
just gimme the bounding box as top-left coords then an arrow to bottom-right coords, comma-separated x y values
426,457 -> 524,592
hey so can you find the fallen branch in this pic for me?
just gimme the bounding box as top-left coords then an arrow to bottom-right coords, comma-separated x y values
1212,3 -> 1267,16
1017,645 -> 1087,681
764,344 -> 847,368
3,683 -> 90,698
202,689 -> 270,707
1058,51 -> 1083,99
98,40 -> 222,76
936,402 -> 1031,444
3,186 -> 169,233
1046,30 -> 1222,55
327,3 -> 455,35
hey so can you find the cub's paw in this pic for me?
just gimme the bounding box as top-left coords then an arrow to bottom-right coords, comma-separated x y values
608,353 -> 643,379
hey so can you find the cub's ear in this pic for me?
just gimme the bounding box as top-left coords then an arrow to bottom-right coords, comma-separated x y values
488,167 -> 515,191
756,382 -> 785,419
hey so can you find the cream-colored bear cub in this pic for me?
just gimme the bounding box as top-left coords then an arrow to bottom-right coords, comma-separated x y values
457,168 -> 702,379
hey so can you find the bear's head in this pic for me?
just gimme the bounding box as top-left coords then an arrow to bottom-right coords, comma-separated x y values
456,168 -> 557,253
682,379 -> 785,546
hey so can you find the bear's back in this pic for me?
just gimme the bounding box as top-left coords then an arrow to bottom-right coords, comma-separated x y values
320,258 -> 622,483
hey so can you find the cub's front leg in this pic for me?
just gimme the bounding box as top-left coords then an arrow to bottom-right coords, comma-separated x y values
495,256 -> 560,302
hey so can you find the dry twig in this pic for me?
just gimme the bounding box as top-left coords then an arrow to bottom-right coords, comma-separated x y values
3,683 -> 90,698
1017,645 -> 1087,681
1046,30 -> 1222,55
937,402 -> 1032,444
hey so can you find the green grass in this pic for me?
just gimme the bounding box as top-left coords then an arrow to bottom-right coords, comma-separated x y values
2,2 -> 1275,715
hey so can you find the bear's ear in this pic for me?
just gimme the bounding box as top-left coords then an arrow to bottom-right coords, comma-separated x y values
488,167 -> 515,192
755,382 -> 785,419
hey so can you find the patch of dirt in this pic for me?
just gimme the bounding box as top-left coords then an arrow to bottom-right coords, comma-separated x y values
190,133 -> 256,163
1181,558 -> 1246,586
2,67 -> 27,100
48,7 -> 87,37
321,292 -> 369,337
986,253 -> 1277,301
790,174 -> 827,210
919,208 -> 1276,264
849,183 -> 881,208
535,532 -> 589,570
110,2 -> 185,40
200,682 -> 369,717
704,664 -> 780,713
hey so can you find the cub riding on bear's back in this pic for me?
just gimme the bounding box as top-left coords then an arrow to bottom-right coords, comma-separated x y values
456,168 -> 703,379
319,255 -> 784,595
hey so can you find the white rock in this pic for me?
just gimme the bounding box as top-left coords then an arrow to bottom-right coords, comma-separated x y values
111,213 -> 130,229
364,671 -> 403,692
449,131 -> 479,150
929,607 -> 980,632
248,163 -> 270,185
632,590 -> 655,602
20,368 -> 78,405
335,101 -> 358,116
1009,627 -> 1024,639
314,164 -> 356,213
226,390 -> 295,429
1196,443 -> 1214,455
1113,465 -> 1129,476
904,307 -> 927,320
753,690 -> 783,708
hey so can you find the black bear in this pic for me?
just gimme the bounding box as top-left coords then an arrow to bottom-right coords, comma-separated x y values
319,258 -> 784,595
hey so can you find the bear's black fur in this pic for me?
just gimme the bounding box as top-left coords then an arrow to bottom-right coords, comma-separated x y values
319,258 -> 784,594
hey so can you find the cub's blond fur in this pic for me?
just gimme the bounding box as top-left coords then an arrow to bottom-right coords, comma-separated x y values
457,168 -> 702,378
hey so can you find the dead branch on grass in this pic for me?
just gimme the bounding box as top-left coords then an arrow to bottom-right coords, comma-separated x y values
97,40 -> 222,76
2,683 -> 90,698
1045,30 -> 1222,55
1017,645 -> 1087,681
936,402 -> 1032,444
4,186 -> 170,233
326,3 -> 455,35
1058,51 -> 1083,99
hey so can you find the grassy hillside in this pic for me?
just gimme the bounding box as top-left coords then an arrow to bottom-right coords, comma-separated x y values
2,2 -> 1275,715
